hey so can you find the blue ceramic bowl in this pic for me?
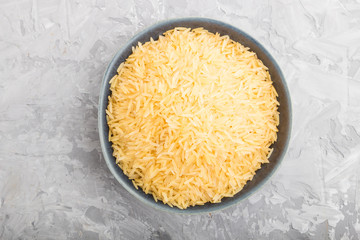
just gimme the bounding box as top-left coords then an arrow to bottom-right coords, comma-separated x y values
98,18 -> 292,214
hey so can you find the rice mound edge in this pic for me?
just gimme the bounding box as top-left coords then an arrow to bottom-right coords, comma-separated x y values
106,27 -> 279,209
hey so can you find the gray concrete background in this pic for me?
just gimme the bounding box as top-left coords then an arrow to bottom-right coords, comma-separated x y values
1,0 -> 360,239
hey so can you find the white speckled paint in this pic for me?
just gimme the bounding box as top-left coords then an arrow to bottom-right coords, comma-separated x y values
0,0 -> 359,239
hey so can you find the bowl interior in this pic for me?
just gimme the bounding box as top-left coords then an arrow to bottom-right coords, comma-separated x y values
98,18 -> 291,213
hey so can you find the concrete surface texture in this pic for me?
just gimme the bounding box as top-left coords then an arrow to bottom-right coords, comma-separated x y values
1,0 -> 360,239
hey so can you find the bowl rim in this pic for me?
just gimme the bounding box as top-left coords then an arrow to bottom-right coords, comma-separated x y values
98,17 -> 292,214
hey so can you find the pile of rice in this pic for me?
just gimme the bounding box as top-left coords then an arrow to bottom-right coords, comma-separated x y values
106,27 -> 279,209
